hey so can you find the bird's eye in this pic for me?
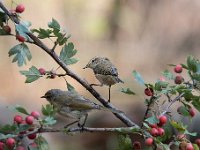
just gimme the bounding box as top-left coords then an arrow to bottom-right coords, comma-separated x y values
91,59 -> 95,63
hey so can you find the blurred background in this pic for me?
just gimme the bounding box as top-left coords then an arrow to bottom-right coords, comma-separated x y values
0,0 -> 200,149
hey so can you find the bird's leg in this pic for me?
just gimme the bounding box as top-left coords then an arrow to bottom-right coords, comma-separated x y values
108,85 -> 111,102
64,120 -> 79,128
78,114 -> 88,132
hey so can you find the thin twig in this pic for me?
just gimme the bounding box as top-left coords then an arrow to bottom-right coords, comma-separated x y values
160,92 -> 185,116
0,2 -> 136,127
141,96 -> 155,128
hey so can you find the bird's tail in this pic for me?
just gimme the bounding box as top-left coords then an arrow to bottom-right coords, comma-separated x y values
117,77 -> 124,83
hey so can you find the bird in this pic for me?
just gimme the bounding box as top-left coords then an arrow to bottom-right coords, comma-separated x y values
41,89 -> 120,127
83,57 -> 124,102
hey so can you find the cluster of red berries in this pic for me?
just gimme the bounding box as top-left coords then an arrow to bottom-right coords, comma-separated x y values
174,64 -> 184,84
39,68 -> 57,79
7,4 -> 26,43
0,111 -> 40,150
178,135 -> 200,150
145,115 -> 167,146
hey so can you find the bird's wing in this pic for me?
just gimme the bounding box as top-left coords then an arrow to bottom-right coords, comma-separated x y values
62,92 -> 99,111
94,61 -> 118,76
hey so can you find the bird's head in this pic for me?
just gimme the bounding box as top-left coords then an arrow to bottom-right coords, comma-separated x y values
83,57 -> 107,69
41,89 -> 62,103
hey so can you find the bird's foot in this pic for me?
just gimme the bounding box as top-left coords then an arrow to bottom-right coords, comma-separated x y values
78,123 -> 85,132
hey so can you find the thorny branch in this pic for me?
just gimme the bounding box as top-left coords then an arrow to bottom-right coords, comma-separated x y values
17,126 -> 141,139
160,92 -> 185,116
0,2 -> 137,127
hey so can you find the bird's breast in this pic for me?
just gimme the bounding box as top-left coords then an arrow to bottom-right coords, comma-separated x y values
95,74 -> 119,86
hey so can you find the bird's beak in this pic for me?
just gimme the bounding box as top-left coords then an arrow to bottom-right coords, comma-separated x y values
41,95 -> 46,98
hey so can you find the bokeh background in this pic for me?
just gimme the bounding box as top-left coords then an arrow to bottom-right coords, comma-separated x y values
0,0 -> 200,149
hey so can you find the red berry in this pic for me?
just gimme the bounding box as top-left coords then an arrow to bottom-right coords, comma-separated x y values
31,111 -> 40,119
195,139 -> 200,147
157,127 -> 165,136
174,75 -> 184,84
16,146 -> 25,150
144,88 -> 154,96
158,115 -> 167,126
150,128 -> 158,137
3,25 -> 11,33
145,138 -> 153,146
14,115 -> 23,124
186,143 -> 194,150
174,64 -> 183,73
133,141 -> 141,149
0,142 -> 5,150
28,133 -> 37,140
16,35 -> 25,42
149,124 -> 157,128
25,116 -> 34,125
16,4 -> 25,13
189,108 -> 195,117
38,68 -> 46,75
6,138 -> 15,148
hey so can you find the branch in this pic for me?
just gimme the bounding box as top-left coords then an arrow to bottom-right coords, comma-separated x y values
18,126 -> 141,139
160,92 -> 185,116
0,2 -> 137,127
141,96 -> 156,128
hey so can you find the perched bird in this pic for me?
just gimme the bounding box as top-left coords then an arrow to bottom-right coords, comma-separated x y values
83,57 -> 123,102
41,89 -> 120,127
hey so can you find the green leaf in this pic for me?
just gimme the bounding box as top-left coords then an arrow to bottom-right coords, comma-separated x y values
42,104 -> 56,116
162,70 -> 174,80
155,81 -> 169,91
116,135 -> 133,150
14,105 -> 30,115
145,116 -> 159,125
18,124 -> 31,133
0,124 -> 17,133
192,100 -> 200,112
193,144 -> 199,150
15,22 -> 32,42
187,55 -> 198,73
20,66 -> 41,83
66,81 -> 75,91
177,106 -> 190,116
31,28 -> 52,39
184,130 -> 197,136
121,88 -> 135,95
8,105 -> 29,115
42,116 -> 57,125
35,136 -> 49,150
132,70 -> 145,85
9,43 -> 32,67
0,133 -> 15,140
59,43 -> 78,65
170,120 -> 186,132
48,18 -> 60,31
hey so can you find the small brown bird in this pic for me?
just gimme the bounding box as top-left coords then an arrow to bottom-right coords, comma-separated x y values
83,57 -> 124,102
41,89 -> 120,127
